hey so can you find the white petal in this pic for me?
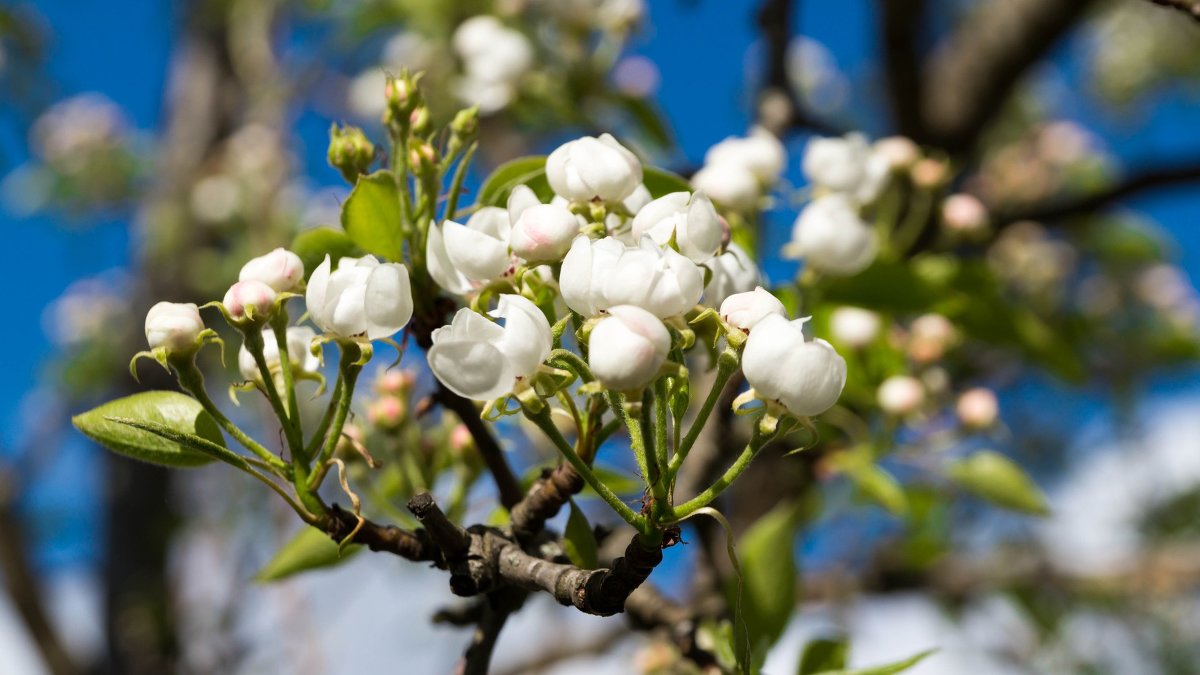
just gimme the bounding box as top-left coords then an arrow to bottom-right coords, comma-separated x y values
426,222 -> 474,295
491,294 -> 552,378
559,236 -> 598,316
507,184 -> 542,224
443,219 -> 511,280
363,263 -> 414,340
305,256 -> 333,331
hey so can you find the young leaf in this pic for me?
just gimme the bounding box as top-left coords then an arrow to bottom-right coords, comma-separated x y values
818,648 -> 937,675
72,391 -> 223,468
799,638 -> 848,674
946,450 -> 1049,515
476,156 -> 551,207
562,499 -> 598,569
849,463 -> 909,516
642,166 -> 692,199
292,227 -> 363,278
727,500 -> 800,672
341,170 -> 403,261
256,526 -> 362,582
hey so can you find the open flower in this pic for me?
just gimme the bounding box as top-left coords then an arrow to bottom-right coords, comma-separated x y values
507,185 -> 581,263
703,243 -> 760,307
428,294 -> 552,401
427,207 -> 513,294
452,16 -> 533,113
239,247 -> 305,292
802,132 -> 889,205
703,126 -> 786,185
546,134 -> 643,203
630,191 -> 723,263
306,255 -> 413,340
743,313 -> 846,417
145,302 -> 205,352
786,194 -> 877,276
238,326 -> 319,383
560,235 -> 703,318
588,305 -> 670,391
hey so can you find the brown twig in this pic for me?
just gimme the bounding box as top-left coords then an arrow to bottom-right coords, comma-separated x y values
510,463 -> 584,543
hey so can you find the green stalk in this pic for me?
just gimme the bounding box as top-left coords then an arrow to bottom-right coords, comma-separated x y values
269,314 -> 304,451
443,141 -> 476,221
173,361 -> 288,473
548,348 -> 594,382
243,326 -> 302,456
303,373 -> 343,460
668,350 -> 737,479
651,379 -> 671,518
607,391 -> 652,489
668,421 -> 778,521
306,341 -> 362,492
524,406 -> 648,534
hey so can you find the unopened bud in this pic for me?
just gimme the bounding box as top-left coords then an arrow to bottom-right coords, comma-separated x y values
409,141 -> 437,175
941,193 -> 989,237
374,369 -> 416,396
911,157 -> 949,189
328,123 -> 376,183
450,106 -> 480,140
368,396 -> 408,431
956,387 -> 999,429
408,105 -> 431,135
877,375 -> 925,416
223,280 -> 276,324
383,72 -> 422,125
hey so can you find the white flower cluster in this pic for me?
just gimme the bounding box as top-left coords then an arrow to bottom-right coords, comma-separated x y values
691,126 -> 786,211
451,16 -> 534,114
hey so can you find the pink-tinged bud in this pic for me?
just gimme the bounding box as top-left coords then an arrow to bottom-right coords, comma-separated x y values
957,387 -> 999,429
374,369 -> 416,396
941,193 -> 989,235
508,203 -> 579,263
874,136 -> 920,171
877,375 -> 925,416
239,247 -> 305,292
719,287 -> 786,332
449,424 -> 474,453
222,280 -> 276,322
588,305 -> 671,391
145,302 -> 204,352
368,396 -> 408,430
911,157 -> 949,189
908,313 -> 956,364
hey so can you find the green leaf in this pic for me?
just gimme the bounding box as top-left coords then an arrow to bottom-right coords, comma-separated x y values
562,499 -> 598,569
292,227 -> 363,279
728,501 -> 800,672
849,464 -> 909,516
340,170 -> 403,261
256,526 -> 362,582
799,638 -> 848,674
946,451 -> 1049,515
72,391 -> 223,468
613,94 -> 673,148
818,648 -> 937,675
642,166 -> 692,199
476,156 -> 551,207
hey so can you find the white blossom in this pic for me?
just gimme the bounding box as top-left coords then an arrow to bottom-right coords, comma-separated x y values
546,134 -> 643,203
222,280 -> 276,321
743,314 -> 846,417
452,16 -> 533,113
719,287 -> 786,332
239,248 -> 305,292
427,207 -> 514,294
427,294 -> 552,401
829,307 -> 881,348
703,126 -> 786,184
703,243 -> 760,308
630,191 -> 723,263
877,375 -> 925,416
802,132 -> 890,204
145,302 -> 204,352
786,194 -> 877,276
690,162 -> 760,211
507,185 -> 580,263
238,327 -> 319,382
305,255 -> 413,340
560,236 -> 703,318
588,305 -> 670,391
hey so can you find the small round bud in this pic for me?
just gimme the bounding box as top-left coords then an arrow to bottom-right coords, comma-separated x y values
239,247 -> 305,293
509,203 -> 579,263
451,106 -> 480,139
588,305 -> 671,392
374,369 -> 416,396
408,105 -> 431,135
145,302 -> 204,352
877,375 -> 925,416
409,141 -> 437,174
719,287 -> 786,333
829,306 -> 881,348
327,123 -> 376,182
908,313 -> 956,364
911,158 -> 949,189
957,387 -> 999,429
449,424 -> 474,453
874,136 -> 920,171
941,193 -> 989,236
368,396 -> 408,431
384,73 -> 422,123
223,280 -> 276,323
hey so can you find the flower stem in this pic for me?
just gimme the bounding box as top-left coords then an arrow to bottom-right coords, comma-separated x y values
608,391 -> 652,491
270,314 -> 304,452
306,341 -> 362,492
444,141 -> 476,221
651,381 -> 670,513
668,420 -> 779,521
523,406 -> 648,534
173,361 -> 288,474
243,326 -> 302,457
668,349 -> 738,479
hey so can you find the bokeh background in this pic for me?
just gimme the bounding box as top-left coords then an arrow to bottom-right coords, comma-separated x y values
2,0 -> 1200,673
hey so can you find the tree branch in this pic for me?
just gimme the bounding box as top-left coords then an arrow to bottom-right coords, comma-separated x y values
435,385 -> 525,510
990,161 -> 1200,227
509,463 -> 584,543
1145,0 -> 1200,21
755,0 -> 845,136
922,0 -> 1097,154
879,0 -> 927,139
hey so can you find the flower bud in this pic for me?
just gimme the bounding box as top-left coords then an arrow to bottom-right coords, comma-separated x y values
941,193 -> 989,236
450,106 -> 480,140
802,132 -> 890,204
957,387 -> 999,429
145,302 -> 205,352
560,236 -> 703,318
873,136 -> 920,171
719,287 -> 786,332
631,191 -> 723,263
374,369 -> 416,396
239,247 -> 305,293
691,162 -> 759,211
911,158 -> 948,189
703,243 -> 759,308
703,126 -> 786,184
829,307 -> 881,349
743,314 -> 846,417
409,105 -> 432,135
409,141 -> 437,175
238,326 -> 320,383
786,194 -> 877,276
368,396 -> 408,431
306,255 -> 413,340
877,375 -> 924,416
908,313 -> 956,364
327,123 -> 375,182
508,203 -> 579,263
546,133 -> 643,203
449,423 -> 474,454
223,280 -> 276,323
588,305 -> 671,391
384,72 -> 422,124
